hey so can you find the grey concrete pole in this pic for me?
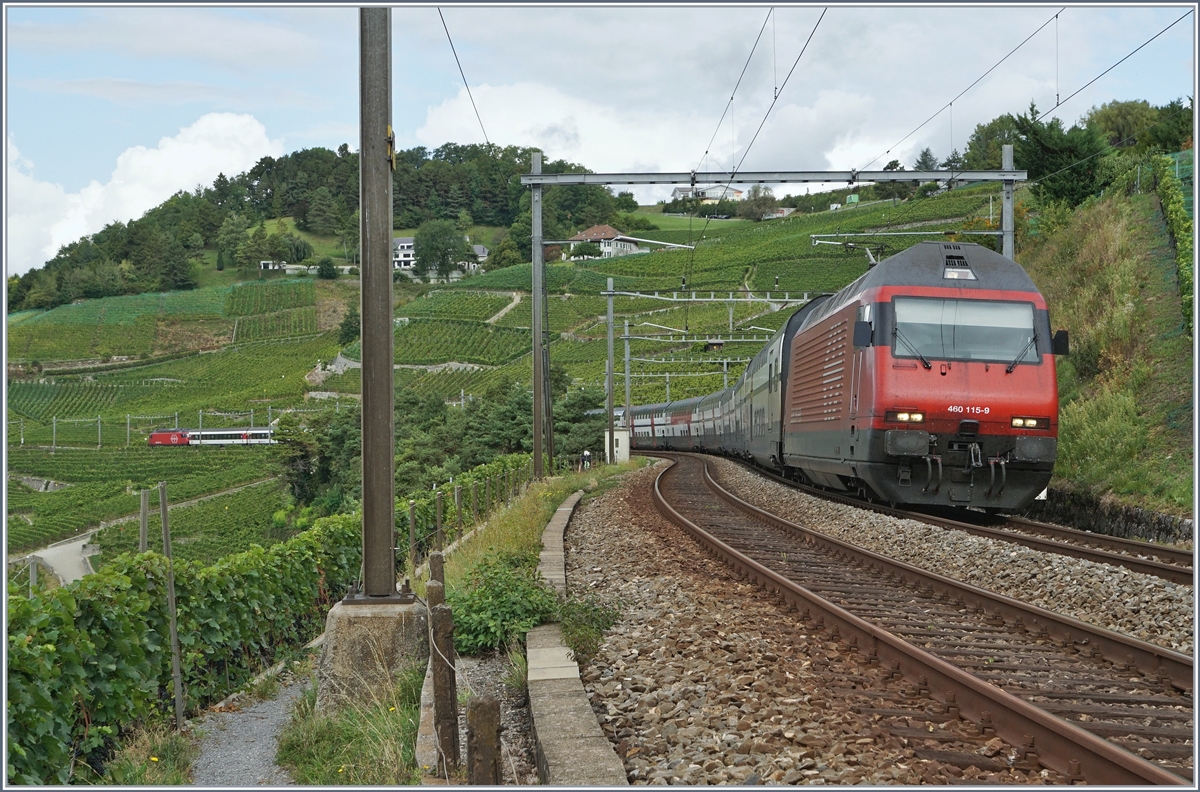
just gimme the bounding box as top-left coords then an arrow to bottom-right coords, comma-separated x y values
1002,144 -> 1015,260
360,7 -> 396,597
408,500 -> 417,569
544,346 -> 555,471
466,696 -> 502,784
666,373 -> 671,403
531,152 -> 544,478
624,319 -> 631,427
159,481 -> 186,729
606,277 -> 615,465
52,417 -> 55,452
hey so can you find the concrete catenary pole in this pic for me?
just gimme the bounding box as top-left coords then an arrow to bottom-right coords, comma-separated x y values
1002,144 -> 1015,260
531,152 -> 544,479
359,7 -> 396,596
607,278 -> 615,465
624,319 -> 631,429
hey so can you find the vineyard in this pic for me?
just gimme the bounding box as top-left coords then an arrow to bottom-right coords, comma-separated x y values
226,280 -> 316,316
342,319 -> 534,366
235,307 -> 319,341
6,446 -> 279,553
91,480 -> 291,569
397,291 -> 514,322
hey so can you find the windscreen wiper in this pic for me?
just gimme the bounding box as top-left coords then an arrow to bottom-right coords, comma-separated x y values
1006,334 -> 1037,373
892,327 -> 932,369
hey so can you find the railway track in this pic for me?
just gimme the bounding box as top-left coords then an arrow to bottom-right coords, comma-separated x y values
648,453 -> 1193,785
729,457 -> 1194,585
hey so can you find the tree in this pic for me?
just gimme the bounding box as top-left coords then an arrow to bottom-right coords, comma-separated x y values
338,303 -> 360,345
216,212 -> 251,264
485,233 -> 524,271
317,256 -> 338,279
570,241 -> 602,259
455,209 -> 473,233
614,191 -> 639,212
737,185 -> 777,221
414,219 -> 468,282
1140,97 -> 1193,153
338,210 -> 360,264
963,114 -> 1021,169
939,149 -> 965,170
235,223 -> 271,274
912,147 -> 940,172
1085,99 -> 1157,149
306,187 -> 341,235
875,160 -> 913,201
1011,102 -> 1107,207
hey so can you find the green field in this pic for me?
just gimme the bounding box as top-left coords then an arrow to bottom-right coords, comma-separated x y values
6,446 -> 279,553
91,479 -> 292,569
397,291 -> 514,322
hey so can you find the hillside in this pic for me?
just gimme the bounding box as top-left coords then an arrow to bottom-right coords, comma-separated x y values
1019,191 -> 1192,517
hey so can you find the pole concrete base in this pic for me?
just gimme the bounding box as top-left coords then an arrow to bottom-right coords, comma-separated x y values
316,599 -> 429,712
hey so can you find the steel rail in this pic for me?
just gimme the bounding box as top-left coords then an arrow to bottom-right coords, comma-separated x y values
736,458 -> 1193,585
646,453 -> 1191,785
1002,514 -> 1194,569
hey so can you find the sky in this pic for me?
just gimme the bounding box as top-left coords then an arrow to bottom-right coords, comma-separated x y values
4,3 -> 1196,277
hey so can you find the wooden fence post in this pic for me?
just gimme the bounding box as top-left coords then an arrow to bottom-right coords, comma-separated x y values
430,603 -> 460,775
467,696 -> 502,784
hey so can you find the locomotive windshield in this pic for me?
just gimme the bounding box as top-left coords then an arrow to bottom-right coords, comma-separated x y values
892,297 -> 1038,364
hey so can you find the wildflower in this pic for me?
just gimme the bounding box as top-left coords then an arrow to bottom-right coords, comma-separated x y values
150,757 -> 159,762
389,706 -> 395,712
338,765 -> 345,773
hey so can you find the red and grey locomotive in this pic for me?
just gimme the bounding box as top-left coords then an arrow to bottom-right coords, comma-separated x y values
629,241 -> 1068,511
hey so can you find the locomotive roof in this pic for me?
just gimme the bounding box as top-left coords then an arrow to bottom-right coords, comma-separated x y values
798,241 -> 1039,333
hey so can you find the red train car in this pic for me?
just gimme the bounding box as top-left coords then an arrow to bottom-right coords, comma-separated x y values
781,242 -> 1066,509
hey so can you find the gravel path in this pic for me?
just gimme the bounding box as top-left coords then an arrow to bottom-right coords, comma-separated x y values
188,675 -> 308,786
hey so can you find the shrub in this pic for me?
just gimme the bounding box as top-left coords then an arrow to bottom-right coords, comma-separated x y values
317,257 -> 337,280
558,592 -> 620,664
446,550 -> 557,655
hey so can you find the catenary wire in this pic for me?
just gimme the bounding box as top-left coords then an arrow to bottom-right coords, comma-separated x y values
858,8 -> 1064,172
1032,9 -> 1193,123
684,8 -> 774,329
683,7 -> 827,312
438,8 -> 490,146
866,14 -> 1193,243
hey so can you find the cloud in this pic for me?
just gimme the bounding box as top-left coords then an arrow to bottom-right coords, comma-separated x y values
6,113 -> 283,276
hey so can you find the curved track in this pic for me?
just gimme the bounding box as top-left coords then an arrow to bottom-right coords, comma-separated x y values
727,456 -> 1193,585
648,453 -> 1193,785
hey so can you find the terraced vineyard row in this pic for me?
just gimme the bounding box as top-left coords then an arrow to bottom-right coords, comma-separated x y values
493,294 -> 676,332
92,480 -> 291,569
8,320 -> 158,362
225,280 -> 316,316
235,307 -> 319,342
343,319 -> 534,366
6,446 -> 278,553
8,382 -> 124,421
397,291 -> 514,322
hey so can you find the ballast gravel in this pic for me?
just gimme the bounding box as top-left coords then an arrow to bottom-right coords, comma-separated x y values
704,458 -> 1194,655
565,462 -> 1063,785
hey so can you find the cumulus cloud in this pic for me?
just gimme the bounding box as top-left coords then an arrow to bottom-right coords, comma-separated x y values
6,113 -> 282,276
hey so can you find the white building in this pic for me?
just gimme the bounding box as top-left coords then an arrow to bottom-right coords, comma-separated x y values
565,224 -> 643,260
392,237 -> 415,270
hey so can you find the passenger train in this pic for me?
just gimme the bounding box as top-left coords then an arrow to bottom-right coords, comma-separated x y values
628,241 -> 1068,511
147,428 -> 275,446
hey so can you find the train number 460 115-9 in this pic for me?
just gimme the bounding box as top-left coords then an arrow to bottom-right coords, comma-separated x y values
947,405 -> 990,415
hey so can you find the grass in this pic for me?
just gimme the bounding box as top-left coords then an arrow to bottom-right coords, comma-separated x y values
80,720 -> 198,785
276,664 -> 424,785
1020,192 -> 1193,515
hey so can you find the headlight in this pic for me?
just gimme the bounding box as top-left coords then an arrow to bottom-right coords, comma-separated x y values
886,410 -> 925,423
1011,416 -> 1049,429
